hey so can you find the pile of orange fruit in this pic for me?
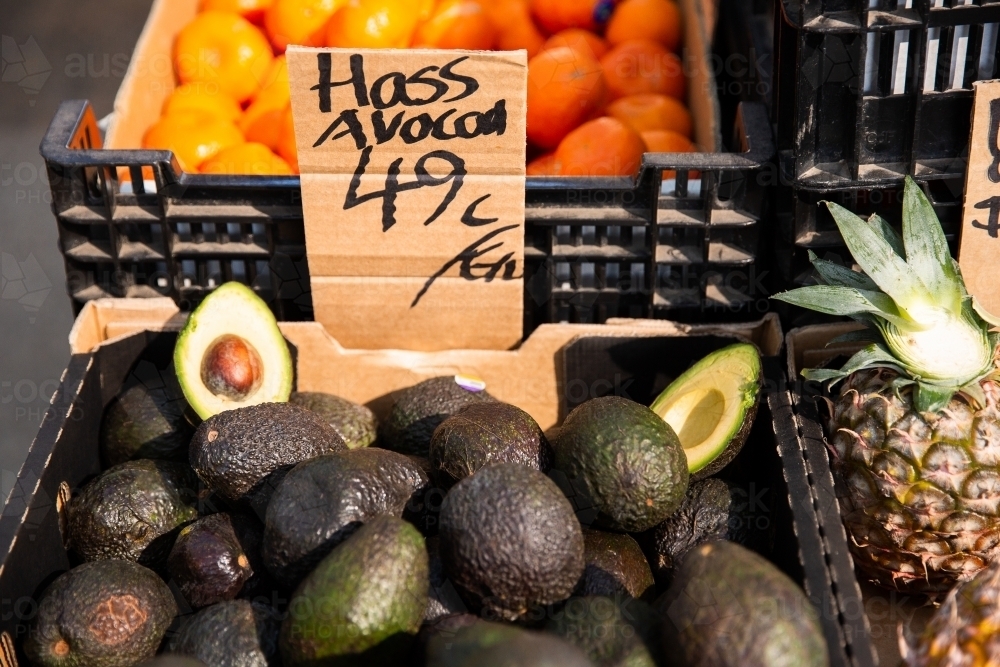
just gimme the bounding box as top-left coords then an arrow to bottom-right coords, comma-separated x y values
141,0 -> 694,177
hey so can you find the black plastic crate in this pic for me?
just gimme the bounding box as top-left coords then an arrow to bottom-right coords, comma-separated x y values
0,316 -> 864,667
775,0 -> 1000,190
40,100 -> 774,333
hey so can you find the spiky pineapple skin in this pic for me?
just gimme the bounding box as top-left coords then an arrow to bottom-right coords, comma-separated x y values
829,368 -> 1000,594
903,557 -> 1000,666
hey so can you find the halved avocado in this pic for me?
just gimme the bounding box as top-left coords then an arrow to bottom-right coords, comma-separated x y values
175,282 -> 293,420
650,343 -> 761,480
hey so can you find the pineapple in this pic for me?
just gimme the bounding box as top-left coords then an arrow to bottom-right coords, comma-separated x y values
901,556 -> 1000,666
774,177 -> 1000,594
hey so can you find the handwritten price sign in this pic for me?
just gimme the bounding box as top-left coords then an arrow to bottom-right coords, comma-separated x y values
960,80 -> 1000,321
287,48 -> 527,351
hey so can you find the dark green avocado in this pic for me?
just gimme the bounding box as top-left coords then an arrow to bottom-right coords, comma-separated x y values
262,448 -> 429,585
381,376 -> 495,456
168,599 -> 279,667
643,478 -> 773,588
25,560 -> 177,667
546,596 -> 660,667
578,529 -> 655,602
429,402 -> 551,486
425,537 -> 469,622
280,515 -> 429,666
101,354 -> 195,466
657,541 -> 828,667
439,463 -> 584,622
289,391 -> 378,449
167,513 -> 254,608
189,402 -> 346,506
68,460 -> 200,567
554,396 -> 689,533
425,619 -> 594,667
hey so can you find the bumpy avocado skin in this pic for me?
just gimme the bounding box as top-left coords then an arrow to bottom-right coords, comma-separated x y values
68,460 -> 200,568
189,403 -> 346,505
547,596 -> 660,667
280,516 -> 429,666
643,478 -> 771,588
425,620 -> 594,667
168,599 -> 279,667
657,541 -> 828,667
439,463 -> 585,621
101,357 -> 196,466
381,377 -> 495,456
289,392 -> 378,449
168,513 -> 254,608
429,402 -> 552,486
262,448 -> 430,585
25,560 -> 177,667
554,397 -> 689,533
578,529 -> 655,602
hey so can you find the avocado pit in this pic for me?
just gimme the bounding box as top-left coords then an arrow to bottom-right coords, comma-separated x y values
201,335 -> 263,401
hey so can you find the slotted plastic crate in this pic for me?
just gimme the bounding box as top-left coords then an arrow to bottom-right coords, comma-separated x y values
41,100 -> 775,333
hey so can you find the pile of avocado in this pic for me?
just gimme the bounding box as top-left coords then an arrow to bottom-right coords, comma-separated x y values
28,283 -> 828,667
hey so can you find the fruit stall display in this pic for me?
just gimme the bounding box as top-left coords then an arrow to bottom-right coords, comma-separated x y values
137,0 -> 695,177
0,297 -> 854,666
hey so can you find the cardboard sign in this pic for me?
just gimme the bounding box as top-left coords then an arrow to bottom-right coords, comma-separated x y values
960,80 -> 1000,320
286,47 -> 527,351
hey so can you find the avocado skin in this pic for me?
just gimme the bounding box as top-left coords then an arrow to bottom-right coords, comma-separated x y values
643,478 -> 768,588
168,600 -> 279,667
168,513 -> 253,608
68,460 -> 200,567
262,448 -> 430,585
190,403 -> 346,505
381,377 -> 495,457
578,529 -> 655,602
546,596 -> 660,667
425,537 -> 468,622
289,392 -> 378,449
657,541 -> 828,667
425,620 -> 593,667
692,398 -> 759,482
554,397 -> 689,533
140,657 -> 207,667
439,463 -> 584,622
101,359 -> 196,466
280,516 -> 429,666
25,560 -> 177,667
429,402 -> 552,486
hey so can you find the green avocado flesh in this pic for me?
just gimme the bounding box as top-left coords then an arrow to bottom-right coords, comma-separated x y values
650,343 -> 761,479
175,282 -> 293,420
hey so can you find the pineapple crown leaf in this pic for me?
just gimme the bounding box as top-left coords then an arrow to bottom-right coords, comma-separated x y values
800,343 -> 908,386
868,213 -> 905,257
902,177 -> 963,313
915,383 -> 958,413
773,285 -> 910,329
806,251 -> 880,292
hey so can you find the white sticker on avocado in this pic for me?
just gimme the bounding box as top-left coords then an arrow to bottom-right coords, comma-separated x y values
455,375 -> 487,392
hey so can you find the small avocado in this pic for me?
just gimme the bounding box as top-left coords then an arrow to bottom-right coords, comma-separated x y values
429,402 -> 551,486
650,343 -> 761,480
425,619 -> 594,667
657,541 -> 828,667
262,448 -> 429,585
189,402 -> 346,506
25,560 -> 177,667
140,657 -> 207,667
101,349 -> 195,466
168,600 -> 279,667
546,596 -> 660,667
425,537 -> 469,622
578,529 -> 655,602
439,463 -> 584,621
554,397 -> 689,533
644,478 -> 758,587
174,282 -> 293,421
68,460 -> 200,567
168,513 -> 254,608
289,391 -> 378,449
280,515 -> 429,666
381,376 -> 495,456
